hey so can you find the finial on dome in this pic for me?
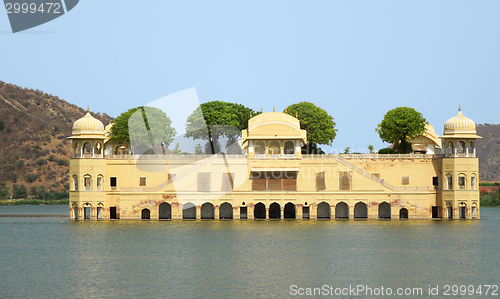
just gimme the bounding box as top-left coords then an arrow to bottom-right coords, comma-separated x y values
285,107 -> 287,113
261,107 -> 263,113
250,111 -> 252,118
87,106 -> 90,113
459,105 -> 461,112
273,106 -> 275,112
296,111 -> 298,118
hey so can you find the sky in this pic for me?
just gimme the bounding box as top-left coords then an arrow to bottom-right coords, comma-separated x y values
1,0 -> 499,153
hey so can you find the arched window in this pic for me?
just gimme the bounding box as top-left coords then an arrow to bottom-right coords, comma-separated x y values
72,175 -> 78,191
254,141 -> 265,158
471,174 -> 477,190
269,141 -> 280,158
84,175 -> 92,191
97,175 -> 103,191
95,142 -> 102,155
445,141 -> 453,157
446,174 -> 453,190
74,142 -> 80,157
470,141 -> 475,157
83,142 -> 92,154
458,174 -> 466,190
458,141 -> 466,154
284,141 -> 295,157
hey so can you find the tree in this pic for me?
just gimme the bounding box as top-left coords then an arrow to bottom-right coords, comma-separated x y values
344,147 -> 351,154
376,107 -> 426,154
284,102 -> 337,153
194,143 -> 203,155
109,106 -> 176,154
185,101 -> 259,154
368,145 -> 374,153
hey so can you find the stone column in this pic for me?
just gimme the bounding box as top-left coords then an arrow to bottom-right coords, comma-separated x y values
266,208 -> 269,219
172,204 -> 182,220
233,206 -> 240,220
330,205 -> 335,219
214,206 -> 220,220
196,206 -> 201,220
296,205 -> 303,219
80,147 -> 83,158
247,206 -> 254,220
310,204 -> 317,220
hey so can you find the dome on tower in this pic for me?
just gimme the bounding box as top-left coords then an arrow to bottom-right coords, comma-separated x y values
71,110 -> 105,137
443,107 -> 477,135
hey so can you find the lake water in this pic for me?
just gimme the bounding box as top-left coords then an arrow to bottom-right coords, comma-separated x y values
1,206 -> 500,298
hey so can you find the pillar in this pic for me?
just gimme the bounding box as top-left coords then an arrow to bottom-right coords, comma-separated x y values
310,204 -> 317,220
296,205 -> 303,219
233,206 -> 240,220
80,147 -> 83,158
214,206 -> 220,219
247,206 -> 254,220
266,208 -> 269,219
196,206 -> 201,220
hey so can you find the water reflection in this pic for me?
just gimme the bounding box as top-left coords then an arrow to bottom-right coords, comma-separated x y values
0,207 -> 499,298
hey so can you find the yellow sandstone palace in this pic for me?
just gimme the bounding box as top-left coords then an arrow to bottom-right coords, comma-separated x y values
68,108 -> 480,220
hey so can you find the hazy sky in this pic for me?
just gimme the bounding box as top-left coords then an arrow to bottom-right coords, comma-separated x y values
1,1 -> 499,153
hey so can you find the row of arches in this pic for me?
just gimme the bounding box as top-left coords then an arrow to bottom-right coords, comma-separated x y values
254,140 -> 296,158
139,201 -> 409,219
72,174 -> 104,191
444,140 -> 476,157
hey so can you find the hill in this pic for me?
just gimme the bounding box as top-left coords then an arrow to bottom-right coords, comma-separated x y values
476,124 -> 500,181
0,81 -> 113,200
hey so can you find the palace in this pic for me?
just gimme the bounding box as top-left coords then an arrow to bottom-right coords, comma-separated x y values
68,108 -> 480,220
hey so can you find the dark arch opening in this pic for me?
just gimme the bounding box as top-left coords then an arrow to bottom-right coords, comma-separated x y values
269,202 -> 281,219
335,202 -> 349,219
219,202 -> 233,219
284,202 -> 296,219
201,202 -> 215,219
317,202 -> 331,219
254,203 -> 266,219
378,202 -> 391,219
399,207 -> 408,219
159,202 -> 171,219
354,202 -> 367,218
141,208 -> 150,220
182,202 -> 196,219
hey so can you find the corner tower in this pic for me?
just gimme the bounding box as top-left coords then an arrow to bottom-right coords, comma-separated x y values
440,107 -> 481,219
68,109 -> 107,220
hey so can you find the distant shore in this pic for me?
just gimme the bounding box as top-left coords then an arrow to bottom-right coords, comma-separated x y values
0,199 -> 69,206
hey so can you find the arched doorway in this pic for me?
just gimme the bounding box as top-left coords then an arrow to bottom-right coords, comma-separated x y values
378,202 -> 391,219
219,202 -> 233,219
459,204 -> 466,219
182,202 -> 196,219
317,202 -> 331,219
354,202 -> 367,218
159,202 -> 171,219
201,202 -> 215,219
399,208 -> 408,219
335,202 -> 349,219
284,202 -> 295,219
141,208 -> 150,219
254,202 -> 266,219
269,202 -> 280,219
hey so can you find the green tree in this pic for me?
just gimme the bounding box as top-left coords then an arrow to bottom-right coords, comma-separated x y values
284,102 -> 337,153
0,183 -> 9,200
376,107 -> 426,154
344,147 -> 351,154
185,101 -> 259,154
194,143 -> 203,155
109,106 -> 176,154
368,145 -> 374,153
12,184 -> 27,199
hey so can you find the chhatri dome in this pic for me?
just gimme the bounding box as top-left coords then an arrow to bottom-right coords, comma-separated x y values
443,106 -> 477,136
71,108 -> 105,137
